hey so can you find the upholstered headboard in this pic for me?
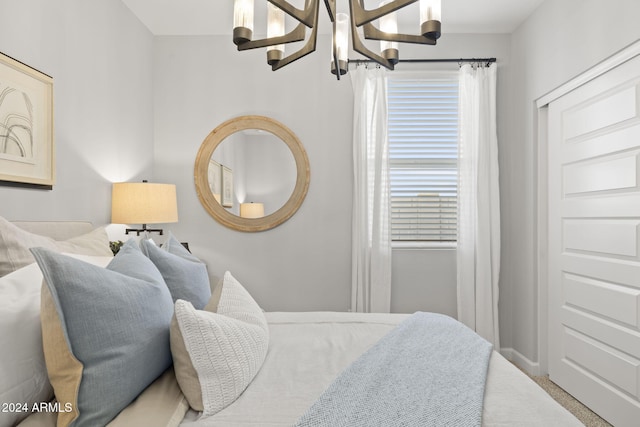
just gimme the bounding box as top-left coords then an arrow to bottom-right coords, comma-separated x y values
11,221 -> 94,241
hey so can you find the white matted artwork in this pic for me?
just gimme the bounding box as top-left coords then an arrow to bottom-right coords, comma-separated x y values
208,159 -> 221,203
0,52 -> 54,187
221,165 -> 233,208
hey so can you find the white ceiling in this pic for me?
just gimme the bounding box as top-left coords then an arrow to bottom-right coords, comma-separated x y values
121,0 -> 545,36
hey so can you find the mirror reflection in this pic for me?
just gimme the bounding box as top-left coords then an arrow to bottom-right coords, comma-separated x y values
208,129 -> 297,218
194,115 -> 310,232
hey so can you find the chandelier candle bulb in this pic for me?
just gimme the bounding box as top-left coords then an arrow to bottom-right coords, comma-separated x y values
420,0 -> 442,40
331,12 -> 349,76
233,0 -> 254,45
267,3 -> 285,65
379,0 -> 399,65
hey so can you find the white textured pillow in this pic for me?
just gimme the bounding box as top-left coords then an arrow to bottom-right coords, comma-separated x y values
171,272 -> 269,417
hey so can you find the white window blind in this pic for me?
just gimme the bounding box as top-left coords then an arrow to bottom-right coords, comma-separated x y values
387,74 -> 459,242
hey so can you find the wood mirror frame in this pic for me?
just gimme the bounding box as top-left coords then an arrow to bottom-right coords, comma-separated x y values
194,115 -> 310,232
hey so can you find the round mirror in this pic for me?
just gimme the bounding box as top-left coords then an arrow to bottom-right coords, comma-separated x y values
194,115 -> 310,232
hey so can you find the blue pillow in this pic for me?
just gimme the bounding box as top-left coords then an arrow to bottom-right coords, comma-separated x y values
31,239 -> 174,427
140,233 -> 211,309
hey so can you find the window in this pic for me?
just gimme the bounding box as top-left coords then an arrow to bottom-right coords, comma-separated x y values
387,73 -> 459,243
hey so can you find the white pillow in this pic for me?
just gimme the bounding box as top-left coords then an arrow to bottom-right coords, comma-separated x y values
0,216 -> 113,277
171,272 -> 269,418
0,255 -> 112,427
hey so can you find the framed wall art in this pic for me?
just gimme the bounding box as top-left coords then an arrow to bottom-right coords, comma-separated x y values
208,159 -> 221,203
0,52 -> 54,188
221,165 -> 233,208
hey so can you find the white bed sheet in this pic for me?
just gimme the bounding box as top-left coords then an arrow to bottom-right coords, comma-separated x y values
181,312 -> 583,427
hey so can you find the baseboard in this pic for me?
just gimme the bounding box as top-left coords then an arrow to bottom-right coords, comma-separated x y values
500,348 -> 542,376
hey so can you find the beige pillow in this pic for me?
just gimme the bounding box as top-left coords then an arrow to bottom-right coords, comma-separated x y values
18,369 -> 189,427
169,315 -> 203,411
0,217 -> 112,277
206,277 -> 224,312
170,272 -> 269,417
107,368 -> 189,427
40,284 -> 83,426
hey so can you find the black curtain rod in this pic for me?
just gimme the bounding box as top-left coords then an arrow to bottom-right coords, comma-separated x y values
348,57 -> 496,65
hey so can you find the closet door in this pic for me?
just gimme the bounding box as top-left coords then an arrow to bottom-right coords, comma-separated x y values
548,53 -> 640,427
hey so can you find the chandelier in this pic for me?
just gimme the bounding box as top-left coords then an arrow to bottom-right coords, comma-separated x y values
232,0 -> 442,79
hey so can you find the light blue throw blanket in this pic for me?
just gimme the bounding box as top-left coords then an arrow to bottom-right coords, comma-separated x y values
294,312 -> 493,427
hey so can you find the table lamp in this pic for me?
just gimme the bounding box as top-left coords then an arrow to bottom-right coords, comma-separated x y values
111,180 -> 178,235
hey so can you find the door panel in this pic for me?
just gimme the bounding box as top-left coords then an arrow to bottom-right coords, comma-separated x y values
562,84 -> 638,140
563,154 -> 637,195
564,273 -> 640,327
562,307 -> 640,357
563,328 -> 640,398
563,219 -> 640,257
548,54 -> 640,426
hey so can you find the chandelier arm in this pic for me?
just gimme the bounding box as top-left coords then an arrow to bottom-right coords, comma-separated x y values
350,0 -> 419,27
237,23 -> 306,50
232,0 -> 444,76
323,0 -> 336,22
268,0 -> 318,28
362,23 -> 436,45
348,2 -> 394,70
271,28 -> 317,71
271,0 -> 319,71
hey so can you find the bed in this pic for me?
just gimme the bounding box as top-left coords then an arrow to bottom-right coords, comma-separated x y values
0,218 -> 583,427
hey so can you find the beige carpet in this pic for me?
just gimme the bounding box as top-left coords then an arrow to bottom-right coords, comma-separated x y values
526,373 -> 612,427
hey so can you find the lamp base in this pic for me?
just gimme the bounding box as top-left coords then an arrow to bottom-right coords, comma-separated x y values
125,224 -> 164,236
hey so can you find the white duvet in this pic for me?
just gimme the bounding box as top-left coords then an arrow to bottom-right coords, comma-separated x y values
182,312 -> 583,427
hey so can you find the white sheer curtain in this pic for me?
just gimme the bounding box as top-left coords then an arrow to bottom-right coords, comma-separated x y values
350,66 -> 391,313
457,63 -> 501,348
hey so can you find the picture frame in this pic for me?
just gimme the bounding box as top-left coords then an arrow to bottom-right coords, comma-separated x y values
208,159 -> 222,203
0,52 -> 54,188
221,165 -> 233,208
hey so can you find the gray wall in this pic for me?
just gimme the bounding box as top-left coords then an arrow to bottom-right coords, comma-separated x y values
153,35 -> 353,311
152,33 -> 509,314
0,0 -> 154,224
501,0 -> 640,369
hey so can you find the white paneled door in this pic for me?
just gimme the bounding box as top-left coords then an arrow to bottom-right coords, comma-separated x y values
548,53 -> 640,427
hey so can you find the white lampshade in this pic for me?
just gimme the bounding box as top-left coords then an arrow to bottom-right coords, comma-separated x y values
240,202 -> 265,219
111,182 -> 178,225
334,13 -> 349,63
